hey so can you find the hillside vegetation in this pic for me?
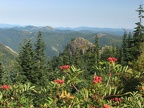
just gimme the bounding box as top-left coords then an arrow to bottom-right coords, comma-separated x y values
0,43 -> 17,64
0,27 -> 122,58
0,4 -> 143,108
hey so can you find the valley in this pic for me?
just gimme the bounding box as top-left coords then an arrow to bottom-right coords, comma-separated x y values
0,25 -> 123,58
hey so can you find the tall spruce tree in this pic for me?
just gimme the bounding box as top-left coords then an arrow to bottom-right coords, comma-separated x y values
94,35 -> 100,66
127,32 -> 133,61
61,46 -> 71,65
121,4 -> 144,65
121,30 -> 128,65
132,4 -> 144,60
17,32 -> 49,86
17,39 -> 35,83
35,32 -> 46,63
34,31 -> 48,86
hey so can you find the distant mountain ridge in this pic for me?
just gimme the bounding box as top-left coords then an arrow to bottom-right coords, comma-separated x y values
12,25 -> 54,32
56,26 -> 133,36
0,23 -> 130,35
0,23 -> 21,28
0,24 -> 123,58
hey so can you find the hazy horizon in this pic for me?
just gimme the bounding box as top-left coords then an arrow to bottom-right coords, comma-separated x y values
0,0 -> 143,29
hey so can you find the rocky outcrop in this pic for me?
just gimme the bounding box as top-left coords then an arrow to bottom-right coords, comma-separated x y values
67,37 -> 95,55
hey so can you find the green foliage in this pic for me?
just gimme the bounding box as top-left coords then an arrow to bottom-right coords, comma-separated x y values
0,43 -> 17,65
0,3 -> 143,108
100,45 -> 120,61
0,28 -> 122,58
0,62 -> 3,84
16,32 -> 49,86
33,31 -> 48,86
0,57 -> 143,107
16,39 -> 35,83
135,44 -> 144,72
121,4 -> 144,66
94,35 -> 100,66
0,83 -> 35,107
121,91 -> 144,108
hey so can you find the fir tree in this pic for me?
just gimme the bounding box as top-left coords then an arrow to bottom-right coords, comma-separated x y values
61,46 -> 71,65
34,31 -> 48,86
101,46 -> 114,60
17,39 -> 35,83
125,32 -> 134,63
121,4 -> 144,65
121,30 -> 128,65
127,33 -> 133,55
94,35 -> 100,66
84,48 -> 95,73
35,31 -> 46,63
132,4 -> 144,60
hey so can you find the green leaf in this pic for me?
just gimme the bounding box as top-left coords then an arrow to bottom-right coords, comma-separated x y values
137,100 -> 141,108
108,86 -> 111,95
0,92 -> 3,100
113,87 -> 117,95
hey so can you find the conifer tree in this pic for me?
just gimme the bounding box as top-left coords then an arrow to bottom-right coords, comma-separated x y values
17,39 -> 35,83
132,4 -> 144,60
101,46 -> 113,60
127,32 -> 133,60
94,35 -> 100,66
74,48 -> 82,68
123,32 -> 134,64
121,30 -> 128,65
34,31 -> 48,86
61,46 -> 71,65
84,48 -> 95,73
121,4 -> 144,65
35,31 -> 46,63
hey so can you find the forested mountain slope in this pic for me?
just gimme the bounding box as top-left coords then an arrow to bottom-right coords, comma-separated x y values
0,26 -> 123,58
0,43 -> 17,64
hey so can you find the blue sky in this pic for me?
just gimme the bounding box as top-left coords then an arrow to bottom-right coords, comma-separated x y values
0,0 -> 142,29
